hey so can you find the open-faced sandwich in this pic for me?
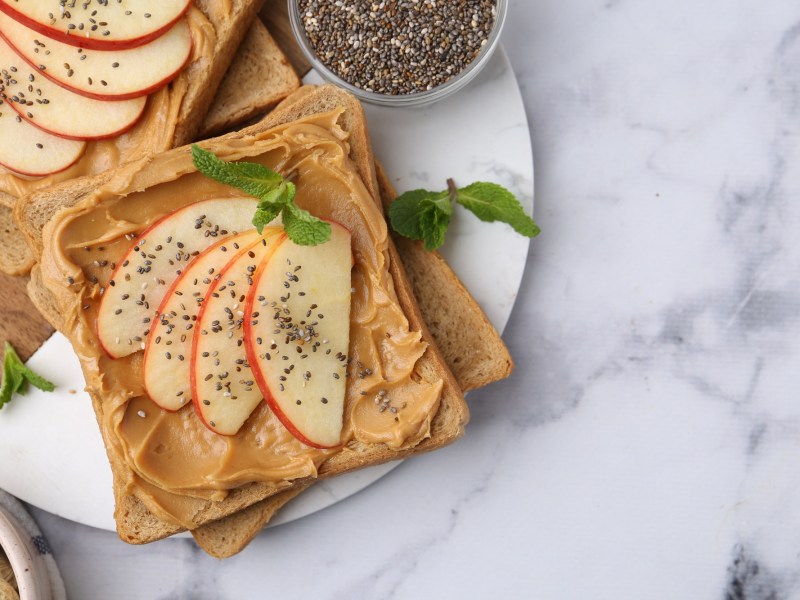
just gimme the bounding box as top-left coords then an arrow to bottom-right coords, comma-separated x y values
33,83 -> 492,548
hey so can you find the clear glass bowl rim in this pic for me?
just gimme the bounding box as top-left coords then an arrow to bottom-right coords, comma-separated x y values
287,0 -> 509,107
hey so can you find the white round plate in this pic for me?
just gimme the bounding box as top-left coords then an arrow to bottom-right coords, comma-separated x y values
0,47 -> 533,532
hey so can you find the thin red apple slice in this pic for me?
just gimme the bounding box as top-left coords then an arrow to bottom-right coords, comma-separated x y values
143,230 -> 266,411
0,13 -> 192,100
0,37 -> 145,140
0,108 -> 84,176
244,223 -> 353,449
97,198 -> 259,359
0,0 -> 192,51
191,229 -> 286,435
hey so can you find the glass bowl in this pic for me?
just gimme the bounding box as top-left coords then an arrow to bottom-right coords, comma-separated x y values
288,0 -> 508,107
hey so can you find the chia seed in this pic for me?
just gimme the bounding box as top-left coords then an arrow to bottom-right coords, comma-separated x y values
297,0 -> 497,95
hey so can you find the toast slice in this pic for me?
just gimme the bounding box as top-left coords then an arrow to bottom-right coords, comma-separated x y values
192,484 -> 310,558
3,0 -> 267,276
200,18 -> 301,137
26,85 -> 508,556
0,205 -> 33,277
37,85 -> 468,546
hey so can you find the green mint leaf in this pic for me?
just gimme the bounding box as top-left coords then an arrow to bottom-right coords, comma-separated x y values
252,203 -> 283,234
18,366 -> 55,393
456,182 -> 540,237
419,204 -> 450,250
193,148 -> 330,247
388,190 -> 434,240
282,203 -> 332,246
0,348 -> 21,409
191,145 -> 283,199
430,193 -> 454,217
389,189 -> 451,250
0,342 -> 55,410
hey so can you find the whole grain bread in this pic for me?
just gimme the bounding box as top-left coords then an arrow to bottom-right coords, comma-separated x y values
4,0 -> 267,275
192,484 -> 310,558
200,19 -> 300,137
0,205 -> 33,276
0,578 -> 18,600
37,85 -> 469,546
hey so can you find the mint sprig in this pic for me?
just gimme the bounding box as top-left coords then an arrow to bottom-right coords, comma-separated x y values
0,341 -> 55,410
389,179 -> 540,250
191,146 -> 331,246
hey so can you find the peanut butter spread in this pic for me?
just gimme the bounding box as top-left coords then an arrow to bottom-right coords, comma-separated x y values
0,7 -> 216,202
41,111 -> 443,527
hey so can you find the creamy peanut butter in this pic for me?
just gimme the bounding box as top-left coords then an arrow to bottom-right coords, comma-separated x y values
41,111 -> 443,527
0,7 -> 215,201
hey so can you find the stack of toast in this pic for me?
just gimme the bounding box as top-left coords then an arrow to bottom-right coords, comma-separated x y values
2,3 -> 513,558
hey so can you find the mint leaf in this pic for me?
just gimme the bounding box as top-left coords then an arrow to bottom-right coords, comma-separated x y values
192,147 -> 331,246
252,203 -> 282,234
419,204 -> 450,250
389,189 -> 451,250
192,146 -> 283,199
18,365 -> 55,393
0,349 -> 21,409
389,190 -> 438,240
389,180 -> 539,251
0,342 -> 55,410
456,182 -> 540,237
282,203 -> 332,246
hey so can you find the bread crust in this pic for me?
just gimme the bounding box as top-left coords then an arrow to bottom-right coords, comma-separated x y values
200,19 -> 300,137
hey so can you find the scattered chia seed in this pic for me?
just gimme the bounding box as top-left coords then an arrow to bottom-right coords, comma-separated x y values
297,0 -> 497,95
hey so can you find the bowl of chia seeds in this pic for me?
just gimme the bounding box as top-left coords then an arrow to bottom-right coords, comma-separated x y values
290,0 -> 507,106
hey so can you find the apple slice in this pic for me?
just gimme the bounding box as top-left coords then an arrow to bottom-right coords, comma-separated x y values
244,223 -> 353,449
191,228 -> 286,435
97,198 -> 259,359
0,13 -> 192,100
0,109 -> 84,176
0,0 -> 192,51
143,230 -> 266,411
0,37 -> 146,140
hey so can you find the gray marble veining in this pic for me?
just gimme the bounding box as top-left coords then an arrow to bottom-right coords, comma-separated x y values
22,1 -> 800,598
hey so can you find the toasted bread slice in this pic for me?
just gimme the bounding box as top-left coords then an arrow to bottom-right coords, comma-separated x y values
0,205 -> 33,276
37,85 -> 468,546
200,18 -> 300,137
4,0 -> 266,276
192,484 -> 310,558
27,85 -> 506,556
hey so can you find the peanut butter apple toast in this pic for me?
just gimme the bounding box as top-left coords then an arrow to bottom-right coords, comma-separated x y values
0,0 -> 270,276
24,84 -> 511,556
37,85 -> 470,545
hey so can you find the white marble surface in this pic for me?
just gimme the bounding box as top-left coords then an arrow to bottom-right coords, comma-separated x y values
20,0 -> 800,597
